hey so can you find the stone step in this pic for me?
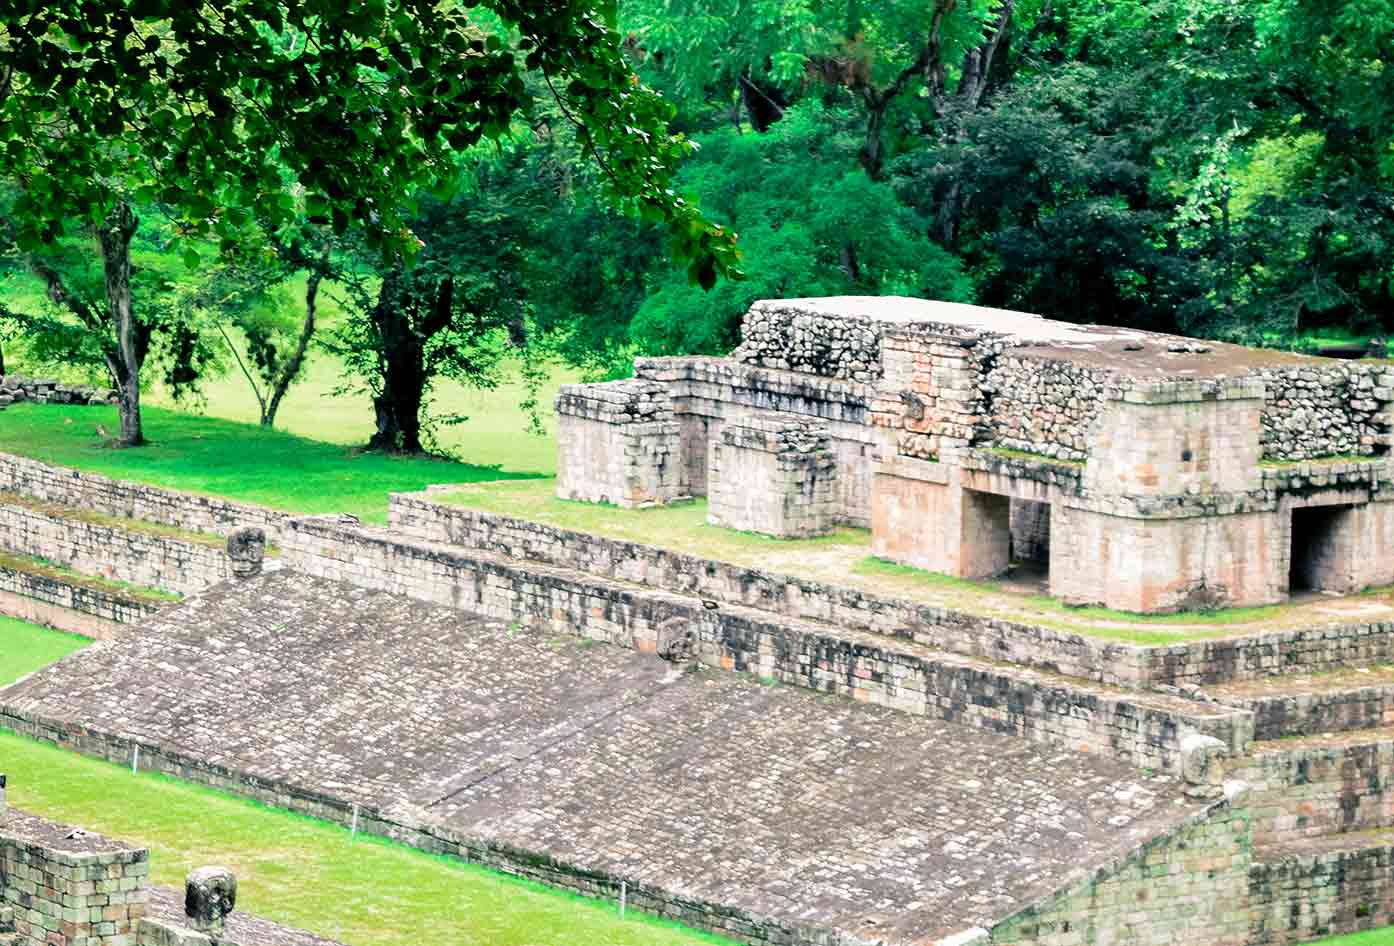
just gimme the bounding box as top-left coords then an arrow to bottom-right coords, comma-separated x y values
1250,827 -> 1394,946
1207,664 -> 1394,739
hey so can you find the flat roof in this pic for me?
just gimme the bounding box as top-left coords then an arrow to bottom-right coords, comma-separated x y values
752,297 -> 1334,381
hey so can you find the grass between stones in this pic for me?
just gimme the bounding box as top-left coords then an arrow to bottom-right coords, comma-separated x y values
0,549 -> 180,604
0,404 -> 542,524
0,615 -> 91,686
0,732 -> 733,946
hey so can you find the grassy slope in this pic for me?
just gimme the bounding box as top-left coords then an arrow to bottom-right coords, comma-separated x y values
0,404 -> 543,523
0,615 -> 90,685
1317,931 -> 1394,946
0,733 -> 729,946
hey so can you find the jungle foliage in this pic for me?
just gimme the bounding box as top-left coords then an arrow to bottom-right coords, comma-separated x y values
2,0 -> 1392,449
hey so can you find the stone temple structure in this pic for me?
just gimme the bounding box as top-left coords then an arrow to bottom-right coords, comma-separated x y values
556,297 -> 1394,613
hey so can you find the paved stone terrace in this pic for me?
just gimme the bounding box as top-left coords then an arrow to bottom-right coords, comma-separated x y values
0,572 -> 1208,944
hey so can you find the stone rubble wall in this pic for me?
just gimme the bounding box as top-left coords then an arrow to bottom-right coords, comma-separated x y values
706,416 -> 838,538
1230,739 -> 1394,845
988,793 -> 1252,946
0,564 -> 165,641
1143,623 -> 1394,687
981,354 -> 1107,463
0,502 -> 230,597
553,381 -> 686,508
1248,840 -> 1394,945
1256,363 -> 1394,461
0,453 -> 288,540
0,376 -> 115,410
730,301 -> 884,381
1,816 -> 149,946
282,515 -> 1250,773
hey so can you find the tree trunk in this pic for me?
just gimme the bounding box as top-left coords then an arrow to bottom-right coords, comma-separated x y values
364,269 -> 451,454
262,266 -> 323,428
861,99 -> 888,179
98,202 -> 142,446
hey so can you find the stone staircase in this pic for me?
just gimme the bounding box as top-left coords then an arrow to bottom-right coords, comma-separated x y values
1211,669 -> 1394,943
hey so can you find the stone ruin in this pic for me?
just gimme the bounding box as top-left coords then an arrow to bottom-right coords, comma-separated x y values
556,296 -> 1394,613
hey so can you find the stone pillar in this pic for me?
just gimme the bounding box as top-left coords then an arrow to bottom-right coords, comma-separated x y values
707,416 -> 838,538
555,380 -> 686,508
870,459 -> 1010,580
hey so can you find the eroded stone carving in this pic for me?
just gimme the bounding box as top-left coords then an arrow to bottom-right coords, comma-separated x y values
185,866 -> 237,934
226,527 -> 267,579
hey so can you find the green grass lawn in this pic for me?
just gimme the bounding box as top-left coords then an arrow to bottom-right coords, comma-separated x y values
0,404 -> 545,524
0,732 -> 730,946
0,615 -> 90,685
1316,930 -> 1394,945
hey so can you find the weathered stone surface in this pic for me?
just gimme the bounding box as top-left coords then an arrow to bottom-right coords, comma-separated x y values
226,527 -> 267,579
0,571 -> 1208,946
184,867 -> 237,934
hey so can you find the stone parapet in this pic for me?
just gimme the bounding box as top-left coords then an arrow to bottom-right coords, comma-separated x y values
0,562 -> 166,640
730,300 -> 884,381
1249,835 -> 1394,944
0,453 -> 288,540
1255,362 -> 1394,461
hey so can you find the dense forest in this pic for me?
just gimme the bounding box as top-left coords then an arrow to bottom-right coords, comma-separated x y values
1,0 -> 1391,451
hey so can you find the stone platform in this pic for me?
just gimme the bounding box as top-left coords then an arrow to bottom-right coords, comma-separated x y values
0,571 -> 1206,946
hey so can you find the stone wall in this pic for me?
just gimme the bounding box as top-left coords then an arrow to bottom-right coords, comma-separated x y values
988,790 -> 1252,946
0,453 -> 288,539
1249,840 -> 1394,945
1240,683 -> 1394,741
0,376 -> 114,410
1232,738 -> 1394,846
981,354 -> 1107,463
389,493 -> 1154,688
1,810 -> 149,946
706,416 -> 837,538
1256,363 -> 1394,461
0,564 -> 164,640
554,380 -> 686,508
730,301 -> 883,381
0,502 -> 230,597
634,357 -> 878,526
1142,623 -> 1394,687
282,515 -> 1250,772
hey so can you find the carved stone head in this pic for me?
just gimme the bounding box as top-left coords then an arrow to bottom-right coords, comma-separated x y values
185,866 -> 238,933
226,527 -> 267,579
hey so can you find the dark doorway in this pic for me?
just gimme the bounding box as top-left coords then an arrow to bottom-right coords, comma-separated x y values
1289,505 -> 1355,594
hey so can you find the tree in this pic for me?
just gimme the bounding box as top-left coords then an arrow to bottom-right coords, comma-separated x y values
0,1 -> 738,445
330,156 -> 540,454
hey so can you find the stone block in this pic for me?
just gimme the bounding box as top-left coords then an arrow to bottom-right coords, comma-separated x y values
706,415 -> 837,538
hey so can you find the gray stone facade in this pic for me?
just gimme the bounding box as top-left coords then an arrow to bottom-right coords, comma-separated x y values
706,416 -> 837,537
554,380 -> 686,508
555,297 -> 1394,613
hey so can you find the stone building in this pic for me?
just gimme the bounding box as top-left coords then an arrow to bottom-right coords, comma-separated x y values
556,296 -> 1394,613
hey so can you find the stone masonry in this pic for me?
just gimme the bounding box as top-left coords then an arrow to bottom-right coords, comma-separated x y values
706,416 -> 838,537
556,297 -> 1394,613
554,379 -> 686,508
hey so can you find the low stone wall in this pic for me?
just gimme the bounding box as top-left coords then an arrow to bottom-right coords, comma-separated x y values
553,381 -> 686,508
283,515 -> 1249,772
1231,738 -> 1394,845
0,453 -> 288,539
1249,840 -> 1394,945
982,353 -> 1107,464
390,493 -> 1151,687
0,375 -> 114,409
988,790 -> 1252,946
730,300 -> 883,381
1237,683 -> 1394,741
0,502 -> 229,597
0,563 -> 164,640
1145,624 -> 1394,687
1,809 -> 149,946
